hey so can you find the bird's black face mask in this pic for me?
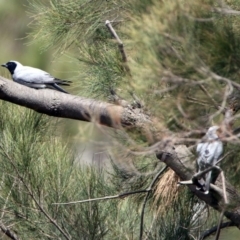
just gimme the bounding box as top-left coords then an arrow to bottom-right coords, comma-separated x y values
1,61 -> 17,75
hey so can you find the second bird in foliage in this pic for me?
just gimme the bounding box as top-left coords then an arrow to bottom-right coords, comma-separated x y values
1,61 -> 71,94
196,126 -> 223,194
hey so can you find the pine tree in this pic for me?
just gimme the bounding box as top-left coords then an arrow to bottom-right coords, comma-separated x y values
0,0 -> 240,239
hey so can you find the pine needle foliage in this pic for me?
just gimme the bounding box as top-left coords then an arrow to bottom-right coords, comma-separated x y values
14,0 -> 240,239
147,191 -> 194,240
28,0 -> 129,52
28,0 -> 132,98
126,0 -> 240,130
0,102 -> 143,239
76,41 -> 128,98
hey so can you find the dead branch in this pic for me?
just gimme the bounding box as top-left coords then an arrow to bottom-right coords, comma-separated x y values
105,20 -> 128,63
105,20 -> 131,75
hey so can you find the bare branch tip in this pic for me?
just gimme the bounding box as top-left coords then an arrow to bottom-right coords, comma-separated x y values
105,20 -> 110,25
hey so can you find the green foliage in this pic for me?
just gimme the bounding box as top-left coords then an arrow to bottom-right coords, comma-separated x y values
147,192 -> 194,240
2,0 -> 240,239
28,0 -> 132,98
0,103 -> 113,239
0,102 -> 153,239
222,143 -> 240,188
126,0 -> 240,130
28,0 -> 240,125
28,0 -> 129,51
76,41 -> 129,98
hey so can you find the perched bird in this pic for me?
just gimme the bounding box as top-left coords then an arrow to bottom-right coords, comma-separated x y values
1,61 -> 71,93
196,126 -> 223,194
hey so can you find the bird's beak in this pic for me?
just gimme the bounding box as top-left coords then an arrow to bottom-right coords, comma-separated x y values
1,64 -> 7,68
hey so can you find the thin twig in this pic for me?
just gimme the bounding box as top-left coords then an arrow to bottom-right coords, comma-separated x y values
220,171 -> 228,205
105,20 -> 127,62
1,178 -> 17,219
213,7 -> 240,15
139,166 -> 168,240
105,20 -> 131,75
199,84 -> 219,110
53,189 -> 149,205
186,96 -> 210,106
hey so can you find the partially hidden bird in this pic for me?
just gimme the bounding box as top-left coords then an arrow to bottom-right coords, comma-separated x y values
1,61 -> 71,94
196,126 -> 223,194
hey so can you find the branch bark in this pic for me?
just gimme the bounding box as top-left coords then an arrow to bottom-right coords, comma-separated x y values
0,76 -> 149,129
0,221 -> 19,240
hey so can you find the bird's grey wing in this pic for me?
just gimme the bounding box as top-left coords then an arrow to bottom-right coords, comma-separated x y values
18,67 -> 71,86
196,142 -> 204,154
14,66 -> 56,84
205,141 -> 223,165
198,141 -> 222,194
196,143 -> 209,192
197,143 -> 211,170
54,78 -> 72,86
13,66 -> 70,93
204,171 -> 211,194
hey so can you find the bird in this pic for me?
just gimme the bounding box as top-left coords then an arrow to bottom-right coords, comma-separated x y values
1,61 -> 71,93
196,126 -> 223,194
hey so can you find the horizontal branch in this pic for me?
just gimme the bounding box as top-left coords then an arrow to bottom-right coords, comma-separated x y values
0,76 -> 149,128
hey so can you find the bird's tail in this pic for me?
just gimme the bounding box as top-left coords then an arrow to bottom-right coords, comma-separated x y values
55,78 -> 72,86
204,171 -> 212,194
51,83 -> 69,94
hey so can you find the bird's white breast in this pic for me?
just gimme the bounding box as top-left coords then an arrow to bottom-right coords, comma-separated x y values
197,140 -> 223,165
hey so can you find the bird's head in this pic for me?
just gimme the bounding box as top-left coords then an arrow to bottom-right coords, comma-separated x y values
206,126 -> 221,140
1,61 -> 22,75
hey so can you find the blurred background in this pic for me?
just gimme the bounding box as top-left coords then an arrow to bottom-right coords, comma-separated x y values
0,0 -> 75,87
0,0 -> 73,79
